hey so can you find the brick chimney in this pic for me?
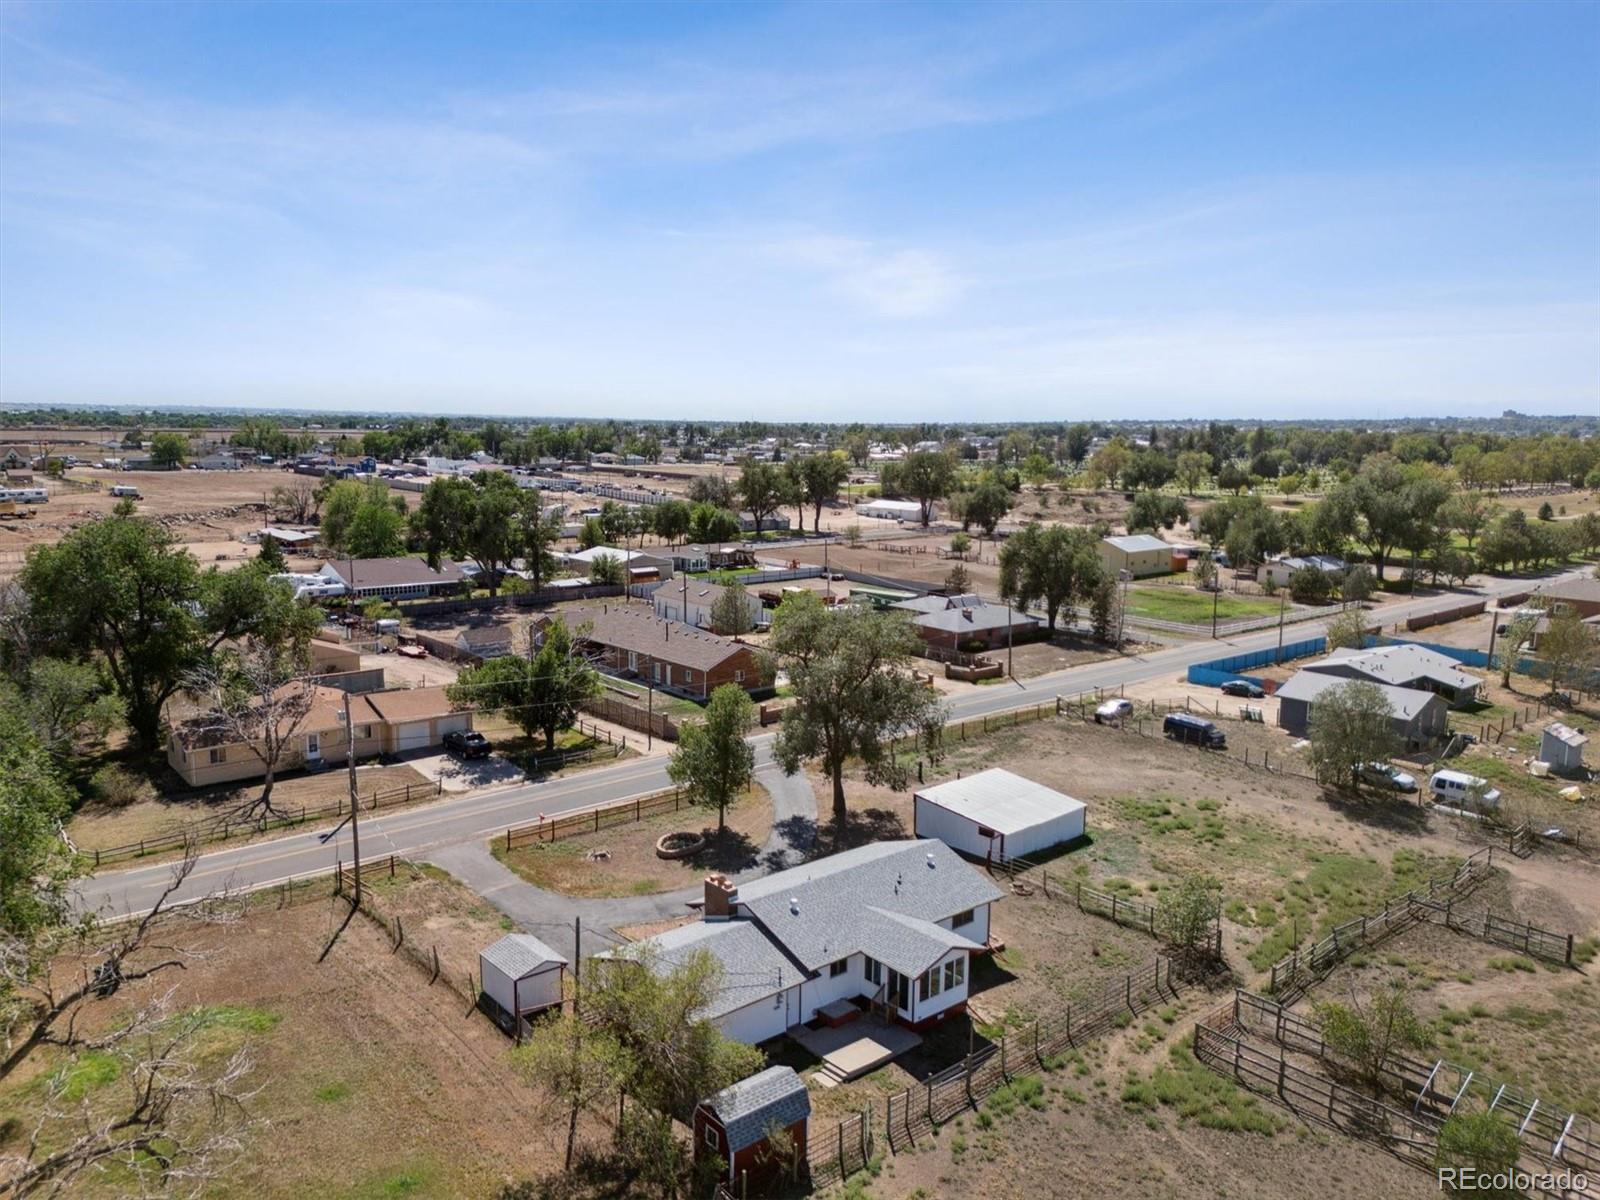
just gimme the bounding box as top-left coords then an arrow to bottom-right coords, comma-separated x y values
703,873 -> 737,920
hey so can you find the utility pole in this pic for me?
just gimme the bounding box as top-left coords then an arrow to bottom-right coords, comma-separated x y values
824,540 -> 831,600
1006,602 -> 1014,678
647,683 -> 653,751
1211,579 -> 1220,640
1276,586 -> 1287,662
1118,569 -> 1131,650
343,701 -> 363,908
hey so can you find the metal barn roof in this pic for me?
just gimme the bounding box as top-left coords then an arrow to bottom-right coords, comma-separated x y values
915,768 -> 1086,836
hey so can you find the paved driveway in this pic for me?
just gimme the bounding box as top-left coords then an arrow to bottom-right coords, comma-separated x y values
404,749 -> 527,793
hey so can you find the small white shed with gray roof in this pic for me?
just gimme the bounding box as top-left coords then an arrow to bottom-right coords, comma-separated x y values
914,768 -> 1086,862
480,933 -> 568,1027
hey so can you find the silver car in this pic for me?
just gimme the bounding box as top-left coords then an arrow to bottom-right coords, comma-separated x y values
1359,762 -> 1418,793
1095,698 -> 1134,724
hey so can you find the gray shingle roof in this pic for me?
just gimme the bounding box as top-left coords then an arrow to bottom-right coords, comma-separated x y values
735,840 -> 1002,972
1275,671 -> 1442,721
702,1066 -> 811,1152
481,933 -> 567,978
1308,644 -> 1479,692
613,920 -> 804,1020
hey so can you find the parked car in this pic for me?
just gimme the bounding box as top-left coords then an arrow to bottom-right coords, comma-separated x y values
1358,762 -> 1418,793
1428,769 -> 1501,812
443,730 -> 491,759
1163,712 -> 1226,748
1095,698 -> 1134,724
396,643 -> 428,659
109,484 -> 141,498
1220,679 -> 1265,698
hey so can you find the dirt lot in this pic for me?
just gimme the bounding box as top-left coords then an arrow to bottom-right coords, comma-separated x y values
66,762 -> 434,856
0,879 -> 565,1200
491,784 -> 773,898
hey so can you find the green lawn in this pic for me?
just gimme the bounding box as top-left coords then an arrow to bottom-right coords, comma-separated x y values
1124,587 -> 1281,624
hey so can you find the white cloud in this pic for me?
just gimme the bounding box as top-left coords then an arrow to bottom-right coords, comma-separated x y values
764,233 -> 963,317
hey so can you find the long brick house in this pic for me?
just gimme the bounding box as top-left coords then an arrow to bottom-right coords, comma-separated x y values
533,604 -> 765,699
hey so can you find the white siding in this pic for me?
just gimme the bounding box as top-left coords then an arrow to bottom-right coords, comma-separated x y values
938,904 -> 991,948
801,954 -> 866,1013
911,949 -> 971,1024
717,989 -> 796,1044
915,797 -> 1084,861
480,958 -> 563,1016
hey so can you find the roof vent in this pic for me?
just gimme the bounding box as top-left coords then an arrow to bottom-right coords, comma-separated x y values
789,897 -> 800,915
926,852 -> 936,868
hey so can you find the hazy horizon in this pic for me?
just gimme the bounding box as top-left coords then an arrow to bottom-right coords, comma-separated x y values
2,2 -> 1597,420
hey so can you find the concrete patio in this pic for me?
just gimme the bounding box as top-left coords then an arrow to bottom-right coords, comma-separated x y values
788,1013 -> 922,1088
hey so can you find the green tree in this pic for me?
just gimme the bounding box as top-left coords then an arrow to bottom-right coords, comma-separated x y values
949,532 -> 972,557
1537,607 -> 1597,696
769,593 -> 944,822
895,450 -> 956,525
961,476 -> 1012,537
0,701 -> 80,950
1126,492 -> 1188,533
651,498 -> 692,547
687,503 -> 741,545
1155,874 -> 1222,959
449,619 -> 599,751
667,684 -> 755,835
998,523 -> 1103,634
708,581 -> 755,635
149,431 -> 188,468
1315,980 -> 1430,1096
798,451 -> 850,533
736,459 -> 785,536
412,473 -> 523,596
319,478 -> 407,557
1336,455 -> 1449,583
19,518 -> 316,749
1174,451 -> 1211,495
255,533 -> 288,573
1287,566 -> 1334,605
1435,1111 -> 1521,1192
1496,603 -> 1544,687
1306,679 -> 1398,791
514,1009 -> 629,1172
587,552 -> 625,586
19,658 -> 123,759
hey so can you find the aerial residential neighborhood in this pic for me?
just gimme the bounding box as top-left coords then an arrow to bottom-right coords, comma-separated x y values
2,4 -> 1598,1200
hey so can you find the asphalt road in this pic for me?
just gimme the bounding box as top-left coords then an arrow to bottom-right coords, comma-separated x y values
75,569 -> 1577,919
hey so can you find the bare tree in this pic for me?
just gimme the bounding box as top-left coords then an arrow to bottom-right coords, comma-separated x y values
269,481 -> 319,525
181,647 -> 320,823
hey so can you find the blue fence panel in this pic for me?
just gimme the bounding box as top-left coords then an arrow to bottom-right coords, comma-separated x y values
1186,636 -> 1328,687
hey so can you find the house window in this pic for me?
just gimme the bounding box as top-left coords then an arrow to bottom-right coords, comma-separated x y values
358,725 -> 373,740
829,958 -> 848,978
653,663 -> 662,683
703,1124 -> 718,1150
208,748 -> 225,765
944,956 -> 964,992
863,956 -> 883,986
734,670 -> 744,683
918,964 -> 943,1002
685,670 -> 695,683
951,909 -> 975,929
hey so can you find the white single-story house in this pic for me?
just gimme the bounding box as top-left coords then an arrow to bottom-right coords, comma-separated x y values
1096,534 -> 1173,578
855,498 -> 926,522
603,840 -> 1003,1043
479,933 -> 568,1030
914,769 -> 1086,864
670,544 -> 711,574
559,546 -> 674,582
257,527 -> 318,554
318,556 -> 466,600
650,578 -> 768,633
1259,554 -> 1348,588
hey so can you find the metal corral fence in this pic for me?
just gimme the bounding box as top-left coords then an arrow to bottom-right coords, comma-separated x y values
1201,991 -> 1599,1187
883,955 -> 1183,1152
85,778 -> 444,868
806,1109 -> 874,1190
1268,848 -> 1495,999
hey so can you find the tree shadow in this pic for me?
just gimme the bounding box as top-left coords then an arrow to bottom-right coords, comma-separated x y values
687,828 -> 761,874
814,806 -> 908,854
1317,788 -> 1432,836
766,814 -> 818,870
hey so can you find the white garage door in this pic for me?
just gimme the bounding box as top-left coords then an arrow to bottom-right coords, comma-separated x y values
394,721 -> 432,753
436,714 -> 470,737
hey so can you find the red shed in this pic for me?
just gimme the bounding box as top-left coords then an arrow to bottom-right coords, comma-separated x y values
693,1065 -> 810,1189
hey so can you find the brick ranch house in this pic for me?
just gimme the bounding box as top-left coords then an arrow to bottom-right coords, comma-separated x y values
533,604 -> 765,700
166,684 -> 470,788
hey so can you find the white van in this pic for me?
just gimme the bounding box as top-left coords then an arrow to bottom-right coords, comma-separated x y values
109,485 -> 142,498
1428,769 -> 1501,813
2,488 -> 47,504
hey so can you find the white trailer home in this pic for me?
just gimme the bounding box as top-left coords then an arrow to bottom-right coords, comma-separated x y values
914,769 -> 1087,865
479,934 -> 567,1032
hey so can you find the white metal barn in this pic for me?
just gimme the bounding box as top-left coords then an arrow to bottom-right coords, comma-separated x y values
479,934 -> 568,1028
913,769 -> 1086,863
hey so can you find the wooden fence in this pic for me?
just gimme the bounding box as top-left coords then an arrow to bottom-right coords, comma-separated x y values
883,955 -> 1181,1152
1268,847 -> 1495,1000
581,693 -> 682,743
86,778 -> 445,867
335,855 -> 482,1011
502,787 -> 695,852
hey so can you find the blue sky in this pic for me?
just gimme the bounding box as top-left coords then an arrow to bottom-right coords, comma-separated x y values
1,1 -> 1596,421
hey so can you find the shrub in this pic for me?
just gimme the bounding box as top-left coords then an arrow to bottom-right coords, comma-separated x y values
91,763 -> 146,808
